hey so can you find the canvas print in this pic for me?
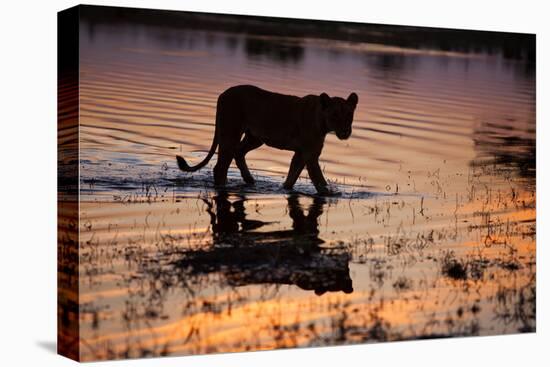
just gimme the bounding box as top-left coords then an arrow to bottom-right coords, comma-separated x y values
58,5 -> 536,362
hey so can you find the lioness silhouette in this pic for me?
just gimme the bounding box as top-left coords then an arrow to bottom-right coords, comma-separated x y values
176,85 -> 358,195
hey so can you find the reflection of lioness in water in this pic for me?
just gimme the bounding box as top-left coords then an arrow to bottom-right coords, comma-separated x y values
176,85 -> 358,195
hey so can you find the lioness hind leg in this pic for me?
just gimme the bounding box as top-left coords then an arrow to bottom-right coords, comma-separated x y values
235,133 -> 263,184
283,153 -> 306,190
213,153 -> 232,186
214,134 -> 241,186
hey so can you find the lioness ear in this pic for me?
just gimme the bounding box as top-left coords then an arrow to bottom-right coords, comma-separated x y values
347,92 -> 358,107
320,93 -> 331,109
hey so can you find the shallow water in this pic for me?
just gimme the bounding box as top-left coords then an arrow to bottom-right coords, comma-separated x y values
73,16 -> 535,361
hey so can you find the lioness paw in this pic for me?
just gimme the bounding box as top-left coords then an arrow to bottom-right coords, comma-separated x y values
316,186 -> 340,197
282,183 -> 294,191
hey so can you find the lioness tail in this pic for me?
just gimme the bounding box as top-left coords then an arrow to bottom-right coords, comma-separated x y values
176,130 -> 218,172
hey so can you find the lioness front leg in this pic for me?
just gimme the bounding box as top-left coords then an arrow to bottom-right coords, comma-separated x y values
283,152 -> 305,190
305,157 -> 336,195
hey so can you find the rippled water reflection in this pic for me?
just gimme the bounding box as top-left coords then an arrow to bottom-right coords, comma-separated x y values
73,9 -> 535,361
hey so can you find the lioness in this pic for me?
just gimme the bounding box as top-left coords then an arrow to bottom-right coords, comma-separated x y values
176,85 -> 358,195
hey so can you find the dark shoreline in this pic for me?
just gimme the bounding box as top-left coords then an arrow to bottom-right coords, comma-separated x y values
75,4 -> 535,63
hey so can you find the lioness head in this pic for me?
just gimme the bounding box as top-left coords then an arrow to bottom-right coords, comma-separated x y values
320,92 -> 358,140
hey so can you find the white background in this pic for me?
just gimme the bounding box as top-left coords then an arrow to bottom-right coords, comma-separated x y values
0,0 -> 547,365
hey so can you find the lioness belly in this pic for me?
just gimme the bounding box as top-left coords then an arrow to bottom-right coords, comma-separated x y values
247,125 -> 297,151
260,135 -> 295,151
